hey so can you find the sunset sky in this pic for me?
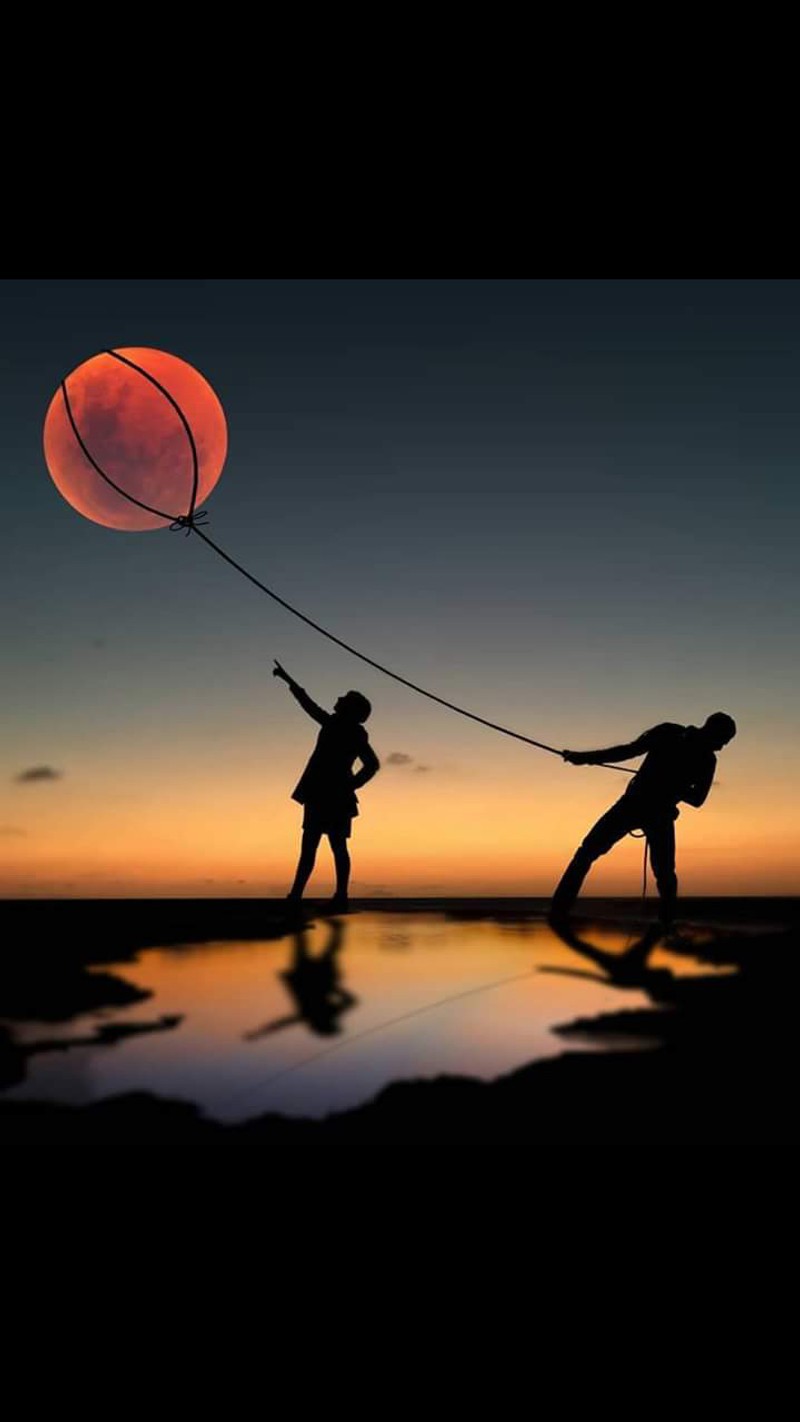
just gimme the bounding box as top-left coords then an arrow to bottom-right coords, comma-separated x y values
2,279 -> 797,896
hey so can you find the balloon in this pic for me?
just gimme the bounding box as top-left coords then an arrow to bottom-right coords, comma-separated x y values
43,347 -> 227,531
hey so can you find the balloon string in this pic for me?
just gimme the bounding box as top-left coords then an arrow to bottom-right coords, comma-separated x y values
189,523 -> 634,775
170,510 -> 209,536
60,359 -> 632,774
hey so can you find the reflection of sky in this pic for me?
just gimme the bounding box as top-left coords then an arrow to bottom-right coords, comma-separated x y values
2,279 -> 799,893
4,913 -> 730,1123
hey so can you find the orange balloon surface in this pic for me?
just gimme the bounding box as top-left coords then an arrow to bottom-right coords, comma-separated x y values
43,347 -> 227,530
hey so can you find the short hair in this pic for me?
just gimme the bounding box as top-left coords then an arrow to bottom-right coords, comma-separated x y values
341,691 -> 371,723
704,711 -> 737,742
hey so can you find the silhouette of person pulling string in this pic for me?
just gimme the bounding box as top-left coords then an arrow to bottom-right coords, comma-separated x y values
244,918 -> 357,1039
274,661 -> 380,912
551,713 -> 737,928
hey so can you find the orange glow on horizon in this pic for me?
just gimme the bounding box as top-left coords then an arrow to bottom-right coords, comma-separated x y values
2,761 -> 797,897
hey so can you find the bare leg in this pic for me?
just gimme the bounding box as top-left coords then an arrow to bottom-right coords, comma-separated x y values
288,828 -> 323,900
329,832 -> 351,906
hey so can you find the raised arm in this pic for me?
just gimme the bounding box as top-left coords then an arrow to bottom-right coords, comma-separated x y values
352,741 -> 380,789
273,661 -> 328,724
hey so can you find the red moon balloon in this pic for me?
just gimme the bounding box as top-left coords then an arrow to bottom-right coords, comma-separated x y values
43,347 -> 228,531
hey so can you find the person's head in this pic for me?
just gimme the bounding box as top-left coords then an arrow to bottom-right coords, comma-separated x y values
702,712 -> 737,749
334,690 -> 371,723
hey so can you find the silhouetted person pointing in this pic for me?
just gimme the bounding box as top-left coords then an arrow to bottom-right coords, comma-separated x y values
274,661 -> 380,912
551,712 -> 737,927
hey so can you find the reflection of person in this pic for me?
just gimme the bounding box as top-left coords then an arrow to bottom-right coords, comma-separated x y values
546,916 -> 669,990
274,661 -> 380,911
551,713 -> 737,927
244,919 -> 357,1038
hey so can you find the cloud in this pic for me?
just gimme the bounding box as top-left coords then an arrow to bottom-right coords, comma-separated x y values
14,766 -> 63,784
0,825 -> 27,836
386,752 -> 434,772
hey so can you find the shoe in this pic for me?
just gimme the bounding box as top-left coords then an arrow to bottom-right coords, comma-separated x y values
328,896 -> 349,914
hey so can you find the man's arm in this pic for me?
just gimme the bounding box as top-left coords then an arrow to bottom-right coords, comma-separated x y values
352,742 -> 380,789
563,731 -> 653,766
273,661 -> 328,725
682,755 -> 716,807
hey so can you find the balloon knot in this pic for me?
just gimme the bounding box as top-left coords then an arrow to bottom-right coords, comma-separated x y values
170,509 -> 209,536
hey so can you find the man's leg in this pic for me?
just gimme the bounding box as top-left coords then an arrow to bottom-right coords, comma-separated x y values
329,831 -> 351,907
644,816 -> 677,927
288,827 -> 323,900
551,799 -> 636,917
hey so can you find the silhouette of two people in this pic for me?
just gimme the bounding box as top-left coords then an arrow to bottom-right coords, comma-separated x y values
272,657 -> 737,928
551,713 -> 737,926
274,661 -> 380,911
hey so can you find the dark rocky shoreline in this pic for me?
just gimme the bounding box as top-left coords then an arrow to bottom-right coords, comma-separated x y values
1,898 -> 796,1143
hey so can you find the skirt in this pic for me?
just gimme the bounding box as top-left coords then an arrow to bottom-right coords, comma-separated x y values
302,805 -> 354,839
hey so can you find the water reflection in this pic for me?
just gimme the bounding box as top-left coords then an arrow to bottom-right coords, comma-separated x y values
2,912 -> 728,1123
544,918 -> 671,991
245,918 -> 356,1039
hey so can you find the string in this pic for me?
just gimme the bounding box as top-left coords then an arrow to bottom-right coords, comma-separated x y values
60,358 -> 635,776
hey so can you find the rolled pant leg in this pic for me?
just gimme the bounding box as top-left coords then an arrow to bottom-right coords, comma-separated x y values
552,799 -> 637,913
